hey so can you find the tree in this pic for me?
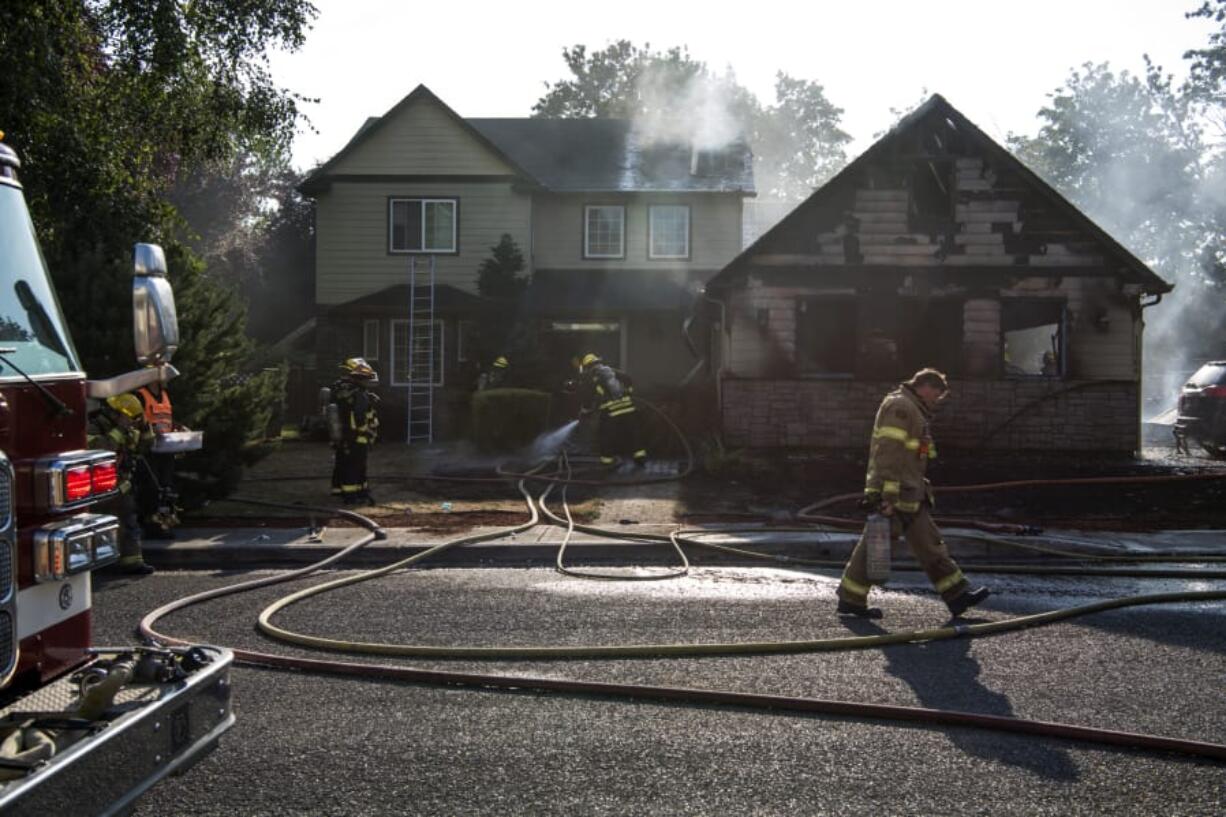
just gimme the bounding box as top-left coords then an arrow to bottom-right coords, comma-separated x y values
1007,59 -> 1226,369
0,0 -> 315,500
534,41 -> 849,201
1008,62 -> 1209,283
477,233 -> 528,299
1185,0 -> 1226,115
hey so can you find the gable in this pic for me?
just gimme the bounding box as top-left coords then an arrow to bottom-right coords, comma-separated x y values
327,93 -> 518,176
715,96 -> 1171,294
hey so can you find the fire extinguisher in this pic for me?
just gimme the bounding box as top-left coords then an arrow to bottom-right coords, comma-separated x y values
864,513 -> 891,583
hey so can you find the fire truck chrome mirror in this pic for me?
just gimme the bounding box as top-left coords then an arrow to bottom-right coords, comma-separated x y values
133,272 -> 179,366
133,243 -> 167,277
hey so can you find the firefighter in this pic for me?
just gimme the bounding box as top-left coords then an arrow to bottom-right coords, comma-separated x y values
577,353 -> 647,467
331,357 -> 380,505
836,368 -> 990,619
88,394 -> 155,575
477,355 -> 510,390
135,380 -> 179,539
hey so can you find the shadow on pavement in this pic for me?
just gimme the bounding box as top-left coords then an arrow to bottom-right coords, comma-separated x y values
841,617 -> 1080,781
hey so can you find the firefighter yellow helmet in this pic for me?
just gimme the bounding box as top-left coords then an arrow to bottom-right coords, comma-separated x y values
106,393 -> 144,420
339,357 -> 379,384
580,353 -> 600,370
493,356 -> 509,369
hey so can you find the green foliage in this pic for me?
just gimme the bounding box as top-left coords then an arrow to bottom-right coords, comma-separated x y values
470,389 -> 552,452
533,41 -> 850,201
476,233 -> 528,299
1185,1 -> 1226,108
1008,62 -> 1210,283
163,245 -> 287,502
0,0 -> 314,502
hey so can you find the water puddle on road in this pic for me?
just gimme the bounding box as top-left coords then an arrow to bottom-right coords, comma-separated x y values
533,567 -> 838,601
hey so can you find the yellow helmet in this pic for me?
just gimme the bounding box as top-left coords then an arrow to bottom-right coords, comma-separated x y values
106,393 -> 144,420
580,353 -> 600,370
493,356 -> 509,369
340,357 -> 379,384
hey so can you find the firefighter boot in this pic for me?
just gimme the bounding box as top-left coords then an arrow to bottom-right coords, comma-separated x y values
836,599 -> 884,619
946,586 -> 991,618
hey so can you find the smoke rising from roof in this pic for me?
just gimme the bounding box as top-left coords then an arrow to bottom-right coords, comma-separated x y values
630,66 -> 745,151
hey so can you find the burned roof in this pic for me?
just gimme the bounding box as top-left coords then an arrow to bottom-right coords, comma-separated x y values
710,94 -> 1172,295
467,119 -> 753,193
299,84 -> 754,195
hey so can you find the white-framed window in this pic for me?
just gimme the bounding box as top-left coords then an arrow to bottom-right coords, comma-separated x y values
389,198 -> 457,253
648,205 -> 690,259
584,205 -> 625,259
390,319 -> 445,386
362,319 -> 379,360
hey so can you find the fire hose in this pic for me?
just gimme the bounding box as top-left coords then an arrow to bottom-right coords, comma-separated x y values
137,398 -> 1226,762
139,485 -> 1226,763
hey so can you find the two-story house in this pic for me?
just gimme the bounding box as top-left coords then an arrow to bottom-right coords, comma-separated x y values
300,85 -> 753,440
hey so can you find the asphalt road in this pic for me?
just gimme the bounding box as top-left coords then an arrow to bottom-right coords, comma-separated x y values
92,564 -> 1226,816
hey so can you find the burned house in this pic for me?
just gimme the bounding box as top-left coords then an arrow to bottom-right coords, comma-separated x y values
704,95 -> 1172,454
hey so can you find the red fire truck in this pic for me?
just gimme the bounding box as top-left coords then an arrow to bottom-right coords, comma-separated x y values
0,135 -> 233,814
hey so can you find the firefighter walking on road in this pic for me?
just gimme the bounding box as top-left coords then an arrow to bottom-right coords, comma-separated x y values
836,368 -> 991,619
577,353 -> 647,467
331,357 -> 380,505
88,394 -> 155,575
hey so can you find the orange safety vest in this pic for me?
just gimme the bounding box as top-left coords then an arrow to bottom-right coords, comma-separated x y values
137,386 -> 174,434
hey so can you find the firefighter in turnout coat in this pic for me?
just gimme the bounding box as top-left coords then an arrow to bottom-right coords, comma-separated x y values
88,394 -> 155,575
836,368 -> 990,619
578,353 -> 647,467
331,357 -> 380,504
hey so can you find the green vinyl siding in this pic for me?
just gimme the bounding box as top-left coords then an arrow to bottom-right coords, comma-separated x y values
329,96 -> 515,176
315,181 -> 531,305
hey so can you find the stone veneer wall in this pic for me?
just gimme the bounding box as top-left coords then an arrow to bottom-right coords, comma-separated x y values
722,378 -> 1139,452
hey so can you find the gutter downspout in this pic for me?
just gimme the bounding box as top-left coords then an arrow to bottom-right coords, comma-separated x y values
1137,291 -> 1165,455
699,288 -> 728,417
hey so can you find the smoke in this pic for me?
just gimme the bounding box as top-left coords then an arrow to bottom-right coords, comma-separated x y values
630,66 -> 745,151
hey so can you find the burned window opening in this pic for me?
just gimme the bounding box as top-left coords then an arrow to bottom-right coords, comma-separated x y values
796,298 -> 856,376
1003,299 -> 1064,377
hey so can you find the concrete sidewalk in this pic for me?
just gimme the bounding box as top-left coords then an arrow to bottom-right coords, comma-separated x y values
143,521 -> 1226,571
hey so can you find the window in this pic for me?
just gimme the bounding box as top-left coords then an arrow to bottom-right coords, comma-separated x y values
389,198 -> 457,253
796,299 -> 856,375
1002,299 -> 1064,377
456,320 -> 475,363
649,205 -> 690,259
584,205 -> 625,259
362,319 -> 379,361
542,319 -> 623,370
390,319 -> 444,386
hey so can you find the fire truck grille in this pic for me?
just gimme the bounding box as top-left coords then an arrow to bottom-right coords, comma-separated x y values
0,465 -> 9,530
0,610 -> 12,678
0,540 -> 10,602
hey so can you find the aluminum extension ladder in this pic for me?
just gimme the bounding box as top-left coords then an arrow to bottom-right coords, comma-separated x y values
405,255 -> 436,444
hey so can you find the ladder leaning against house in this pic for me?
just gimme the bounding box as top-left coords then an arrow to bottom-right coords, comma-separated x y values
405,255 -> 436,444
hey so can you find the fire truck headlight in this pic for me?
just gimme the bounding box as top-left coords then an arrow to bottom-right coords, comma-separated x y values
34,515 -> 121,581
92,524 -> 120,567
34,536 -> 66,582
66,531 -> 92,573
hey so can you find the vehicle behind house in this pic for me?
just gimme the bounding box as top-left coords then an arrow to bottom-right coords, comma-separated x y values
1175,361 -> 1226,457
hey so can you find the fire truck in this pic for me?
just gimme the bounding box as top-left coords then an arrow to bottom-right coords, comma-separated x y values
0,135 -> 233,814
